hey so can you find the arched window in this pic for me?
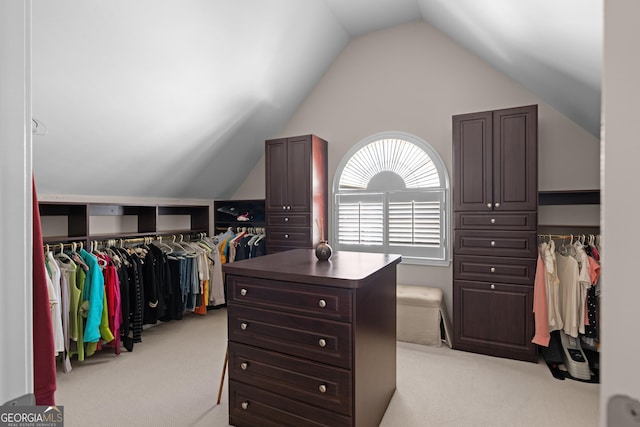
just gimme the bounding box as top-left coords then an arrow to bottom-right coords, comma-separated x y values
333,132 -> 450,265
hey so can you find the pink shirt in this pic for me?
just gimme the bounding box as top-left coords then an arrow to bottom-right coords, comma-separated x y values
532,252 -> 550,346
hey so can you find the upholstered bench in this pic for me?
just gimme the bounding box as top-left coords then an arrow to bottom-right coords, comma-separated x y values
397,284 -> 452,347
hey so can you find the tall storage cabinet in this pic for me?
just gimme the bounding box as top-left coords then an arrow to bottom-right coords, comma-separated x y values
265,134 -> 327,254
452,105 -> 538,362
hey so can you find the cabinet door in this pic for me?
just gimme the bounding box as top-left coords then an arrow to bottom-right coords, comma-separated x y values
266,138 -> 288,213
453,280 -> 536,362
453,111 -> 493,211
492,105 -> 537,211
286,135 -> 312,212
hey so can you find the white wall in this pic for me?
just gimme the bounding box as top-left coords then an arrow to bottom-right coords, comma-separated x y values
601,1 -> 640,425
234,20 -> 600,314
0,0 -> 33,405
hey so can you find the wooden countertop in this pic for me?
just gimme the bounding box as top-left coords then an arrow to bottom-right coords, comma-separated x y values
222,249 -> 401,288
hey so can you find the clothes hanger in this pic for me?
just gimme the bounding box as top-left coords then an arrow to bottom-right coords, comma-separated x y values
153,236 -> 174,254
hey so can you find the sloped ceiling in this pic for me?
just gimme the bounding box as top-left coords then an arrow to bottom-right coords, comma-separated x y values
32,0 -> 602,199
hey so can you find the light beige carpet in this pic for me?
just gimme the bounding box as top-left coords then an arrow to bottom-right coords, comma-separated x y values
55,309 -> 598,427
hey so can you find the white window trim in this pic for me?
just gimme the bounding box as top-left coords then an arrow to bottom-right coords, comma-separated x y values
332,131 -> 451,266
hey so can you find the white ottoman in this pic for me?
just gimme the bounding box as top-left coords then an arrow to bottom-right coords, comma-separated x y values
397,285 -> 451,347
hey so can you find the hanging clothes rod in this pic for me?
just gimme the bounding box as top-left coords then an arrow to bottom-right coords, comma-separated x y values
44,233 -> 209,251
43,241 -> 85,252
537,233 -> 601,239
91,232 -> 208,247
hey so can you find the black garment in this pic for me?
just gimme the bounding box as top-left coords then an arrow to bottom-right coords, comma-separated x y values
233,235 -> 252,261
252,238 -> 266,258
140,247 -> 158,325
119,249 -> 144,343
149,244 -> 170,320
162,257 -> 184,321
584,286 -> 599,339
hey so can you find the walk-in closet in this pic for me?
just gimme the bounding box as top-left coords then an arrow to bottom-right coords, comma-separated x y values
4,1 -> 637,426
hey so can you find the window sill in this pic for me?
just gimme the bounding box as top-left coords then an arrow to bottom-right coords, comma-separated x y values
399,257 -> 451,267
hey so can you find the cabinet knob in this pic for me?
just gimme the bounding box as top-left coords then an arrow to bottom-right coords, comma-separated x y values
240,288 -> 247,296
240,322 -> 248,330
241,401 -> 249,410
486,203 -> 492,208
318,299 -> 327,308
284,234 -> 289,238
318,338 -> 326,347
287,206 -> 291,210
284,217 -> 289,222
490,218 -> 496,224
490,267 -> 496,273
494,202 -> 500,208
282,206 -> 286,210
490,241 -> 496,247
491,284 -> 496,290
240,362 -> 248,370
319,384 -> 327,393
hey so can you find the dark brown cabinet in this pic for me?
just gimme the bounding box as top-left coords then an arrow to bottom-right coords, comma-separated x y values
452,105 -> 538,362
453,106 -> 537,212
223,249 -> 401,427
265,134 -> 327,254
454,280 -> 534,361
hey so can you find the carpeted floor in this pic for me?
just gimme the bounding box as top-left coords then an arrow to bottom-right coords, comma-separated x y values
55,309 -> 598,427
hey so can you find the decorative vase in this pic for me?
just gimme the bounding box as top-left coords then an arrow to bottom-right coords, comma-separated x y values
315,240 -> 333,261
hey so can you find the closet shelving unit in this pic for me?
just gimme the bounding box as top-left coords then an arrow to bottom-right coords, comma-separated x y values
39,201 -> 210,246
538,190 -> 600,235
538,190 -> 600,206
213,199 -> 265,232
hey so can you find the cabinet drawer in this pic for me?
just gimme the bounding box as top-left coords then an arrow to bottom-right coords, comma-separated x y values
228,305 -> 352,369
453,280 -> 536,362
453,255 -> 536,285
454,212 -> 536,230
229,342 -> 352,415
454,230 -> 537,258
267,227 -> 311,247
228,276 -> 352,322
266,213 -> 310,227
230,380 -> 351,427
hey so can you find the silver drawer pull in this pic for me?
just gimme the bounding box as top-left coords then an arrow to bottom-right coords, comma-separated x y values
282,206 -> 286,210
491,284 -> 496,290
241,401 -> 249,410
318,299 -> 327,308
284,234 -> 289,238
486,203 -> 492,208
318,338 -> 326,348
287,206 -> 291,210
319,384 -> 327,393
240,322 -> 248,330
490,218 -> 496,224
284,217 -> 289,222
240,288 -> 248,296
494,202 -> 500,208
240,362 -> 248,370
490,241 -> 496,247
490,267 -> 496,273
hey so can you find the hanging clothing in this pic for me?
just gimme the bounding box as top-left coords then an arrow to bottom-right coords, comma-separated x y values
541,241 -> 563,332
32,177 -> 57,406
45,252 -> 65,355
79,249 -> 105,343
532,250 -> 550,346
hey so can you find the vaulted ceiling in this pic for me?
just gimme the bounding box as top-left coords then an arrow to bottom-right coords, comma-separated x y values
32,0 -> 602,199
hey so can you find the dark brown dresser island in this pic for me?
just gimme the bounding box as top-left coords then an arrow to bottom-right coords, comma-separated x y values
222,249 -> 401,427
